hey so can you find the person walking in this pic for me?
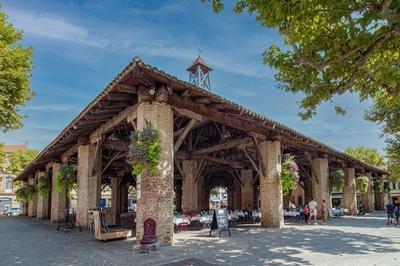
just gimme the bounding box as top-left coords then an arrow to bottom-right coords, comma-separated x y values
303,204 -> 309,224
320,200 -> 327,224
394,199 -> 400,226
386,201 -> 396,225
308,199 -> 318,225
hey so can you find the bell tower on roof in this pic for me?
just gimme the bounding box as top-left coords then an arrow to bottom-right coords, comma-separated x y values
186,55 -> 212,91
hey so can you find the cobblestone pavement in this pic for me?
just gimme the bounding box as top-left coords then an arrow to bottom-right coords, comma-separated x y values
1,212 -> 399,266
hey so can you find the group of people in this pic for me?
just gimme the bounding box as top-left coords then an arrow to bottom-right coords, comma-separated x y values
386,199 -> 400,225
303,199 -> 328,225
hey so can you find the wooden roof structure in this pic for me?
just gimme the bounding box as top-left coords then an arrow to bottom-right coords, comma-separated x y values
16,57 -> 386,181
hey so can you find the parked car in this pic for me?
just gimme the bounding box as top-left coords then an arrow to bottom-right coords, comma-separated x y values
5,208 -> 22,216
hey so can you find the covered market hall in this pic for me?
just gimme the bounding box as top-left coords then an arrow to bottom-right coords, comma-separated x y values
16,57 -> 387,246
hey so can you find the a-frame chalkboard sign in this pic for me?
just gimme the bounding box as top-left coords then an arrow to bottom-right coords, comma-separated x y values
209,208 -> 231,238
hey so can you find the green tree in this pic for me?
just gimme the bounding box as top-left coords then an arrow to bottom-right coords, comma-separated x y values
203,0 -> 400,119
203,0 -> 400,181
345,146 -> 385,167
0,143 -> 6,177
9,149 -> 38,174
0,6 -> 34,132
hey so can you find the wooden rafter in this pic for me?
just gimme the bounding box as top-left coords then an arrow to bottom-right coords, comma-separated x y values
191,137 -> 253,156
174,119 -> 198,153
242,148 -> 263,177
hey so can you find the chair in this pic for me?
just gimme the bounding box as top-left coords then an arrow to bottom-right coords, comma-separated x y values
92,211 -> 131,241
140,218 -> 157,245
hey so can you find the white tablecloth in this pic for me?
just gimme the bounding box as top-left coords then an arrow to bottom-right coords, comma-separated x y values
284,211 -> 301,217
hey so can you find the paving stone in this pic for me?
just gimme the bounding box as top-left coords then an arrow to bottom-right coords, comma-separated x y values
1,212 -> 400,265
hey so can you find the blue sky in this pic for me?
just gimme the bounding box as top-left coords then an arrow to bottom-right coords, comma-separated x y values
0,0 -> 385,154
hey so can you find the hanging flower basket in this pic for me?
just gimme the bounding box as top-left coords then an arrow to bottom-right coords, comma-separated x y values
384,184 -> 392,194
356,176 -> 369,194
373,182 -> 383,193
26,184 -> 35,202
128,120 -> 162,176
55,164 -> 76,193
15,187 -> 28,202
38,176 -> 51,199
329,169 -> 345,192
281,155 -> 300,196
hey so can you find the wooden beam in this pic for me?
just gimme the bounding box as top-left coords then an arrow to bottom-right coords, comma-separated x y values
60,144 -> 78,162
117,84 -> 137,94
191,137 -> 253,156
89,104 -> 138,144
174,119 -> 198,153
107,93 -> 135,102
102,151 -> 124,175
242,148 -> 263,177
173,106 -> 204,122
197,156 -> 245,168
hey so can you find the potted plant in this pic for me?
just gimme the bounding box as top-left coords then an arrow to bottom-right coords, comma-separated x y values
26,184 -> 35,202
128,120 -> 162,176
281,155 -> 300,196
15,187 -> 28,202
329,169 -> 345,192
356,176 -> 370,194
38,175 -> 51,199
373,182 -> 383,194
55,164 -> 76,196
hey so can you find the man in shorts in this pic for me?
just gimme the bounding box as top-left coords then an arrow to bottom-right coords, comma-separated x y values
386,201 -> 396,225
308,199 -> 318,225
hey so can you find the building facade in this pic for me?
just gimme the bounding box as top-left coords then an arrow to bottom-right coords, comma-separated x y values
0,144 -> 28,212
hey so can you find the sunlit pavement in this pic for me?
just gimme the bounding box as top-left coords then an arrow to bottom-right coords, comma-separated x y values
1,212 -> 399,266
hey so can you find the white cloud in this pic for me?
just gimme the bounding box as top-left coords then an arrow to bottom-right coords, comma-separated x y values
5,7 -> 107,47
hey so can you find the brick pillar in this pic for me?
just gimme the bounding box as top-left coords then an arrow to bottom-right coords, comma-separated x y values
76,143 -> 101,228
182,160 -> 198,213
197,175 -> 205,211
111,176 -> 120,225
51,163 -> 66,223
343,167 -> 357,215
312,158 -> 331,209
241,169 -> 253,209
361,172 -> 374,212
28,176 -> 38,217
232,178 -> 241,210
135,101 -> 174,246
36,170 -> 49,219
120,185 -> 128,213
175,182 -> 182,212
21,181 -> 28,216
259,140 -> 283,228
304,177 -> 314,203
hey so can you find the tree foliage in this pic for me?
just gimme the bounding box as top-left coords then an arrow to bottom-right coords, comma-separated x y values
0,142 -> 6,173
9,149 -> 38,174
345,146 -> 385,167
0,6 -> 34,132
204,0 -> 400,119
203,0 -> 400,182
